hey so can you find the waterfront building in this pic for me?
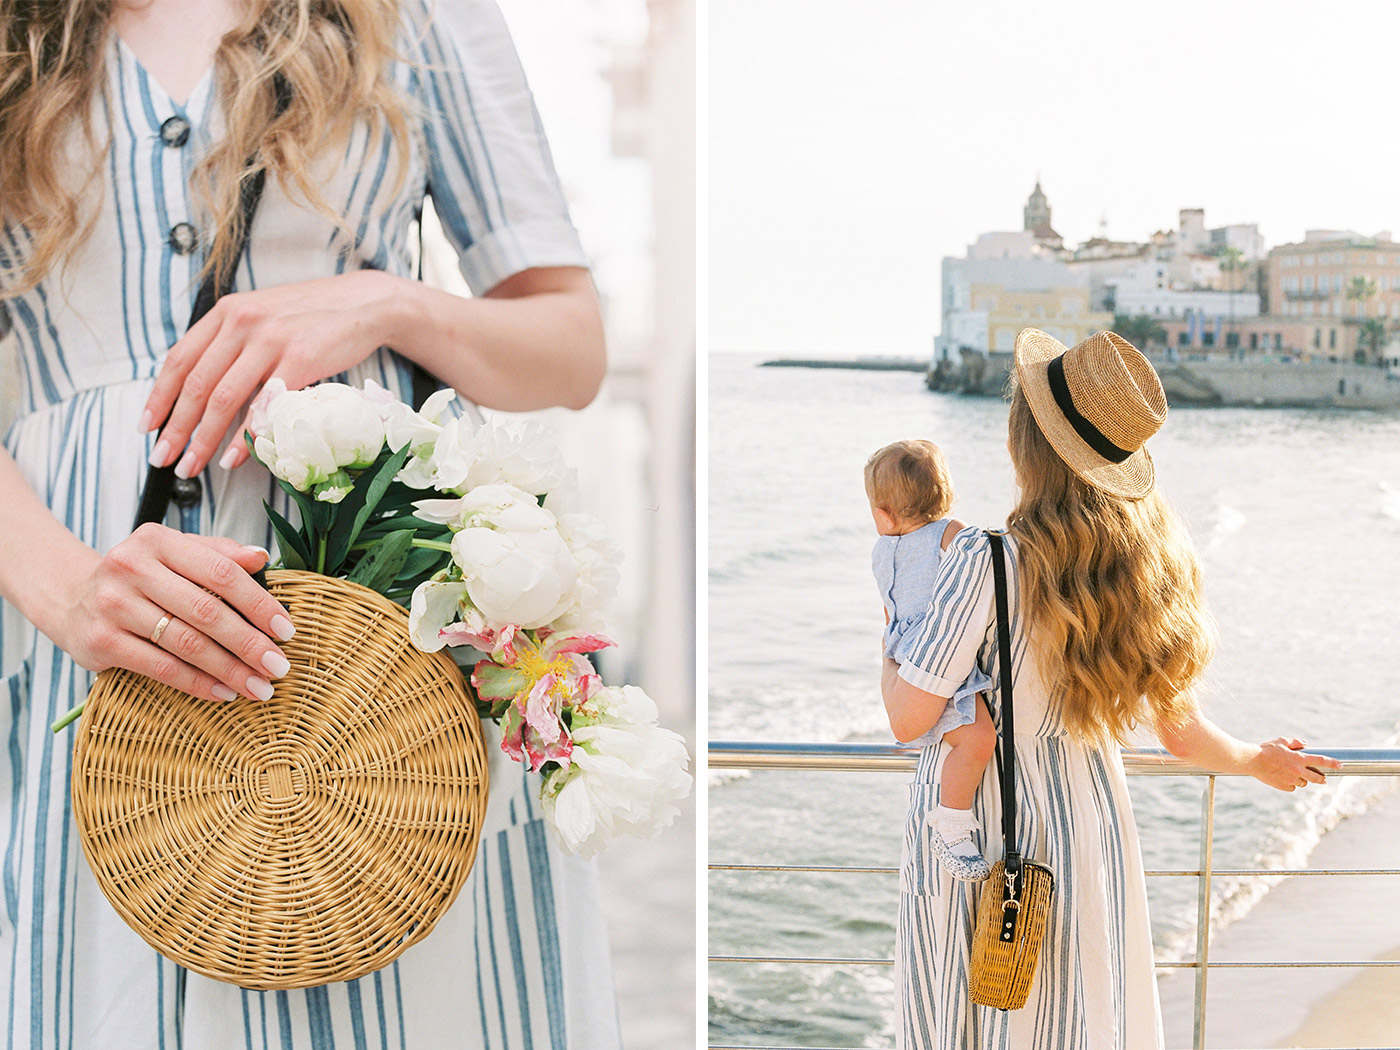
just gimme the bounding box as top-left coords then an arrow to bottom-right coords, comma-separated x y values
938,253 -> 1111,356
1107,260 -> 1261,325
1269,231 -> 1400,361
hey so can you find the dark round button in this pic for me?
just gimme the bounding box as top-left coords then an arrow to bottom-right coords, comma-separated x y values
170,476 -> 203,509
168,222 -> 198,256
159,115 -> 190,148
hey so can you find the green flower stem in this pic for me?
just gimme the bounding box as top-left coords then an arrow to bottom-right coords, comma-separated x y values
411,539 -> 454,553
52,702 -> 84,733
316,534 -> 326,575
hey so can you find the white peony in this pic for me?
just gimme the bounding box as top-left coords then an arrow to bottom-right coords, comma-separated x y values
396,417 -> 572,497
548,509 -> 622,634
425,483 -> 578,629
407,579 -> 468,652
250,380 -> 386,501
540,685 -> 692,858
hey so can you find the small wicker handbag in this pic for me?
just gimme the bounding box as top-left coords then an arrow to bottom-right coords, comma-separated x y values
72,82 -> 489,990
968,530 -> 1054,1011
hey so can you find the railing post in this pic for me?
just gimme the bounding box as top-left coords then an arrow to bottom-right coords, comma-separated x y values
1193,775 -> 1216,1050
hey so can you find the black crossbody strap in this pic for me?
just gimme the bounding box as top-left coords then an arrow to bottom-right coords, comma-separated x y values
134,74 -> 293,530
987,530 -> 1019,878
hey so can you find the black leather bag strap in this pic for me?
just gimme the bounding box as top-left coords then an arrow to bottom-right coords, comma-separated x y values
987,529 -> 1019,880
133,75 -> 292,530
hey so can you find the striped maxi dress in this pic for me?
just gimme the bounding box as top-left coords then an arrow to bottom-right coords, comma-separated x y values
0,2 -> 621,1047
894,529 -> 1163,1050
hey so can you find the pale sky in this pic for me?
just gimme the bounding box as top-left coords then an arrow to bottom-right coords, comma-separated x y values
710,0 -> 1400,357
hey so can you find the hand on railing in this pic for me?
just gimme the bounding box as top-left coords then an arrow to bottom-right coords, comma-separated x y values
1245,737 -> 1342,792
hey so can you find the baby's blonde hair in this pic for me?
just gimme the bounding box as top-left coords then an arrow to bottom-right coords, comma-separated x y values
863,439 -> 954,524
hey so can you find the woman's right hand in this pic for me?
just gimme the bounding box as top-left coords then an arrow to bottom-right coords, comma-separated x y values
53,523 -> 295,703
1245,737 -> 1341,792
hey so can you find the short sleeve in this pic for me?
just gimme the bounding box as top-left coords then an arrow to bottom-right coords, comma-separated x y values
405,0 -> 588,294
897,528 -> 994,696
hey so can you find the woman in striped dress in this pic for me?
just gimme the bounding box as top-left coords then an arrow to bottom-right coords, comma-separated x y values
0,1 -> 618,1047
885,329 -> 1337,1049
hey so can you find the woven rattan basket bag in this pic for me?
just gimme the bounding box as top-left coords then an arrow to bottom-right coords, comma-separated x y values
72,570 -> 490,990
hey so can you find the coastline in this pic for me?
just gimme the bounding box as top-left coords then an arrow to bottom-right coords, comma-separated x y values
1157,779 -> 1400,1049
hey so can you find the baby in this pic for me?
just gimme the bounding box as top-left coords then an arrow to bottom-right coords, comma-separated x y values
866,439 -> 997,882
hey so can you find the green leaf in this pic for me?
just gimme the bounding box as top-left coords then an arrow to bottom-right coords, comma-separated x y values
325,444 -> 412,573
277,477 -> 327,537
396,545 -> 449,581
345,529 -> 415,595
264,502 -> 311,570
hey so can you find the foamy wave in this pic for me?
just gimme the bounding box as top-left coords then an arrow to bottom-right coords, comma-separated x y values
1156,726 -> 1400,964
1204,500 -> 1247,552
1379,481 -> 1400,522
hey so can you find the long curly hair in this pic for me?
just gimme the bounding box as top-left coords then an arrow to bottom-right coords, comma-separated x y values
1006,380 -> 1214,744
0,0 -> 416,296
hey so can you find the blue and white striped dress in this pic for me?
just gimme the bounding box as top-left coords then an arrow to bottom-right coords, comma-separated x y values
895,530 -> 1162,1050
0,3 -> 621,1048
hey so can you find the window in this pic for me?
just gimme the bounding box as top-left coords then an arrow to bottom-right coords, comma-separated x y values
1303,276 -> 1315,293
1178,331 -> 1189,347
1330,328 -> 1337,349
1249,333 -> 1259,350
1203,331 -> 1216,347
1226,332 -> 1240,349
1314,328 -> 1322,348
1303,255 -> 1315,265
1274,333 -> 1283,349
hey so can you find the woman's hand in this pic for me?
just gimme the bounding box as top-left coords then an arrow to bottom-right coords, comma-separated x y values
1245,737 -> 1342,792
53,524 -> 296,703
140,269 -> 403,480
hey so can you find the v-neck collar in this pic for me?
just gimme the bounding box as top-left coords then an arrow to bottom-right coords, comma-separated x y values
110,32 -> 217,129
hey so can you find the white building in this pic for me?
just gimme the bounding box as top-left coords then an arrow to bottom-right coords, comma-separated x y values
1107,260 -> 1260,320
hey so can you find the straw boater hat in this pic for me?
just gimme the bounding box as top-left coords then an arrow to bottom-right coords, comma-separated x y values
1013,328 -> 1167,500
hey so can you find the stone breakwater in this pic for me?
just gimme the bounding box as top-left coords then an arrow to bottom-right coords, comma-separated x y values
927,349 -> 1400,409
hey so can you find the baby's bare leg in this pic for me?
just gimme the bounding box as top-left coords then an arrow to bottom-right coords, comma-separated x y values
939,696 -> 997,809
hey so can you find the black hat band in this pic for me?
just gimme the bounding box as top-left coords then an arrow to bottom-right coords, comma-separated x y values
1046,355 -> 1133,465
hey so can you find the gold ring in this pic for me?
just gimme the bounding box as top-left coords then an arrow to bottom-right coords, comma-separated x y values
150,613 -> 172,645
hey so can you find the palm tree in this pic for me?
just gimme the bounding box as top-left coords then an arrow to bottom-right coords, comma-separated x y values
1359,318 -> 1388,366
1219,247 -> 1245,357
1345,276 -> 1380,364
1113,313 -> 1167,353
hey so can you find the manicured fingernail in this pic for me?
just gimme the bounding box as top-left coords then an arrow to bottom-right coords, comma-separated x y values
137,409 -> 154,434
149,439 -> 171,467
212,683 -> 237,702
243,544 -> 270,560
262,650 -> 290,678
246,676 -> 275,701
270,614 -> 295,641
174,451 -> 197,479
218,445 -> 240,470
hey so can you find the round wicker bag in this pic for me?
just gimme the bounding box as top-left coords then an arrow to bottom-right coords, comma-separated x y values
71,569 -> 489,990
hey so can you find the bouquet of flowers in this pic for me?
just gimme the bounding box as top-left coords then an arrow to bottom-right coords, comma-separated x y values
64,379 -> 692,860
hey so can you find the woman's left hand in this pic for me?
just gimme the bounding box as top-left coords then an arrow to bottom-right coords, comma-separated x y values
139,269 -> 404,479
1246,737 -> 1342,792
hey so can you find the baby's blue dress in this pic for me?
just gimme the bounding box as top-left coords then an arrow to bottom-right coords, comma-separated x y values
872,518 -> 992,746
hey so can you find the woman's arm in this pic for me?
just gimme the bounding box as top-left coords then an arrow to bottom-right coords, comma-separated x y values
139,265 -> 605,477
1155,706 -> 1341,791
883,674 -> 951,745
0,449 -> 294,704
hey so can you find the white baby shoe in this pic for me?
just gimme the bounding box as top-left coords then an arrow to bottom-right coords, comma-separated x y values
932,806 -> 991,881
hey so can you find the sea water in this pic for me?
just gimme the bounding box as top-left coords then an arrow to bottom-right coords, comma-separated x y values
708,353 -> 1400,1048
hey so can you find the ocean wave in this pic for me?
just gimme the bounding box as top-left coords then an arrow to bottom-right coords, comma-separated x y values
1155,724 -> 1400,965
709,521 -> 866,582
1379,481 -> 1400,522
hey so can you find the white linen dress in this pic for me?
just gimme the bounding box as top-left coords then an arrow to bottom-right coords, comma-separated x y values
895,529 -> 1163,1050
0,2 -> 621,1047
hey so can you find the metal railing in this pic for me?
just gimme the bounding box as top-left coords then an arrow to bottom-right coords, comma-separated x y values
708,741 -> 1400,1050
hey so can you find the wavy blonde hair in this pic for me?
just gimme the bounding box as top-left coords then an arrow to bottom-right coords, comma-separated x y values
0,0 -> 417,296
1006,382 -> 1214,744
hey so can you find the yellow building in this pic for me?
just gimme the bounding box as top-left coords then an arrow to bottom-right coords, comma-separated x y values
971,283 -> 1113,352
1271,233 -> 1400,360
